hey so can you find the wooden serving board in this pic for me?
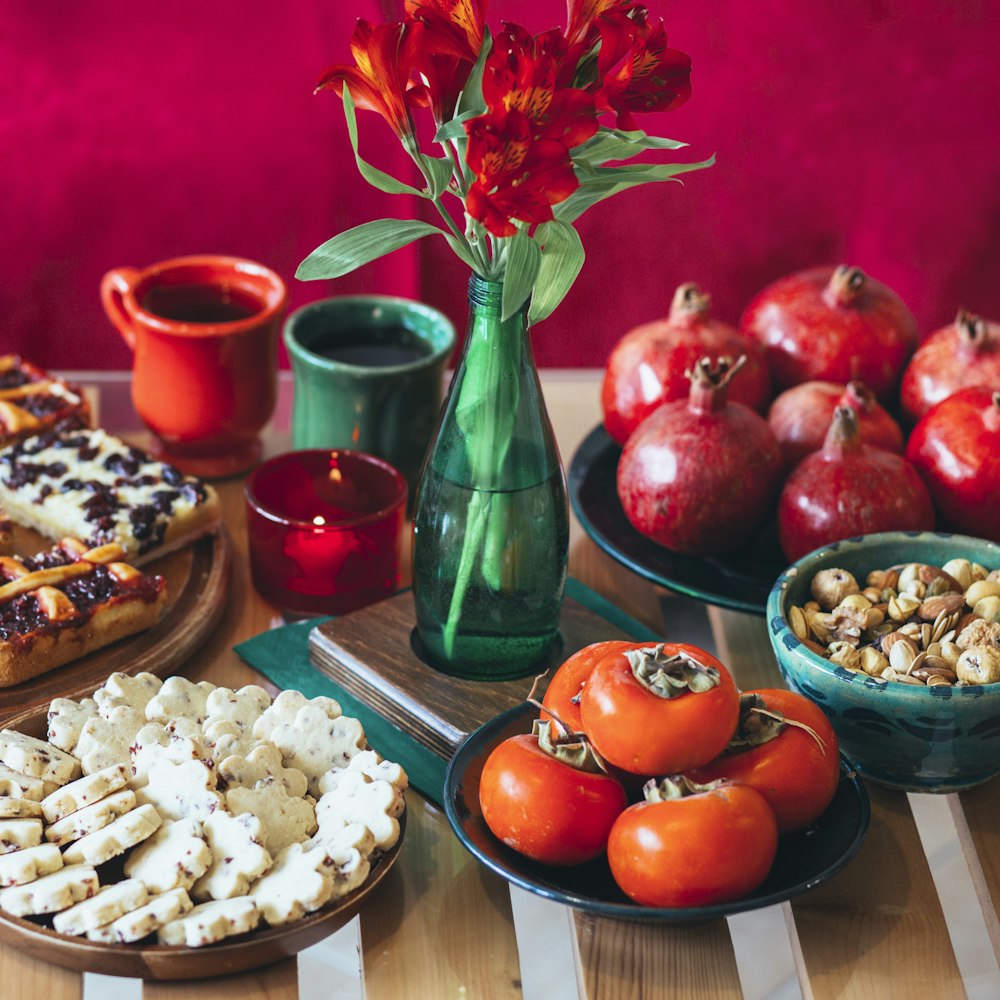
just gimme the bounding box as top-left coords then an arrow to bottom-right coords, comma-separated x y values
309,588 -> 650,759
0,526 -> 231,720
0,701 -> 403,981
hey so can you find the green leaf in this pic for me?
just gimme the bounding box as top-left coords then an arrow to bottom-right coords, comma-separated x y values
555,154 -> 716,223
296,219 -> 445,280
443,233 -> 481,272
528,221 -> 586,325
422,155 -> 455,198
500,231 -> 541,320
574,128 -> 689,167
434,110 -> 481,143
343,86 -> 423,197
456,29 -> 492,118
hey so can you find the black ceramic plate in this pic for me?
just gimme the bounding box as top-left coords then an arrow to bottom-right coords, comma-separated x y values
444,703 -> 870,923
568,424 -> 788,615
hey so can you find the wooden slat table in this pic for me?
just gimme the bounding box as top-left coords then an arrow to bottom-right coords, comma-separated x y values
1,370 -> 996,1000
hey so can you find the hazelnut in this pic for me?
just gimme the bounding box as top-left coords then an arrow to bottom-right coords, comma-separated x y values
973,595 -> 1000,623
941,558 -> 973,591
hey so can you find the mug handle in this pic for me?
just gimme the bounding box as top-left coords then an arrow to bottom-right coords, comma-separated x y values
100,267 -> 141,351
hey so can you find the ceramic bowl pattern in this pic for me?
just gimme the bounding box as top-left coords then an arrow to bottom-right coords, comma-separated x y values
766,531 -> 1000,793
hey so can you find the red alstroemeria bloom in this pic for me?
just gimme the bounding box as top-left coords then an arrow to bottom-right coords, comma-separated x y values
465,107 -> 581,236
599,13 -> 692,129
405,0 -> 487,123
483,24 -> 598,149
316,20 -> 417,142
564,0 -> 636,47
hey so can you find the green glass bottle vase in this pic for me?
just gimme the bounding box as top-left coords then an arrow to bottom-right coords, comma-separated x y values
411,273 -> 569,679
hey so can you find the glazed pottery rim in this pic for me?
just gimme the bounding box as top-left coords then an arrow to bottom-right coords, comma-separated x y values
126,254 -> 289,335
766,530 -> 1000,698
283,294 -> 456,373
244,448 -> 408,531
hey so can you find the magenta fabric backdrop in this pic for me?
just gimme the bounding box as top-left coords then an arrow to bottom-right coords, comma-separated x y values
4,1 -> 999,371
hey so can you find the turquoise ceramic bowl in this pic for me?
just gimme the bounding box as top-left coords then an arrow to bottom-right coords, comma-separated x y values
766,531 -> 1000,793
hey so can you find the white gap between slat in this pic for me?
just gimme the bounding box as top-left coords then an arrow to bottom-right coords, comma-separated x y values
907,791 -> 1000,1000
727,902 -> 805,1000
82,972 -> 142,1000
297,913 -> 365,1000
509,886 -> 583,1000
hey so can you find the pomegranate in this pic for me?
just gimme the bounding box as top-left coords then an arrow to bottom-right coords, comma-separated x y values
740,265 -> 918,401
904,386 -> 1000,542
616,356 -> 783,555
768,380 -> 903,470
899,310 -> 1000,425
777,406 -> 935,562
601,283 -> 771,445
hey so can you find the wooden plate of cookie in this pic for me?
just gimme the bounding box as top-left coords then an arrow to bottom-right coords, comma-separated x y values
0,525 -> 230,719
0,697 -> 406,980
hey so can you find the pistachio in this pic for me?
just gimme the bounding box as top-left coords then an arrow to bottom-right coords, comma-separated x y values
955,645 -> 1000,685
971,562 -> 990,583
941,558 -> 973,591
863,607 -> 886,630
888,593 -> 921,622
903,580 -> 927,600
889,640 -> 918,673
896,563 -> 922,594
898,621 -> 922,639
811,568 -> 860,611
965,580 -> 1000,608
924,576 -> 951,598
862,586 -> 883,603
939,640 -> 962,666
839,593 -> 873,611
882,631 -> 918,658
859,647 -> 889,677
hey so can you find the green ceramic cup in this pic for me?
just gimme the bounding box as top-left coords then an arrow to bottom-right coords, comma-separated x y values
283,296 -> 456,491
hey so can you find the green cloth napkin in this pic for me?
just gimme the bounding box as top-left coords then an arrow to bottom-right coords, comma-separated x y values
234,579 -> 657,806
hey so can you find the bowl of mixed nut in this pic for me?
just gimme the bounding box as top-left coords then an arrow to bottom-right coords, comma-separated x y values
766,531 -> 1000,792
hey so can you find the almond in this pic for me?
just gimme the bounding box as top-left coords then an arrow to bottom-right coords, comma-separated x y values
917,592 -> 965,622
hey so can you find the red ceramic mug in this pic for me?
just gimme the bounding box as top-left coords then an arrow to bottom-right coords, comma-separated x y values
101,255 -> 288,478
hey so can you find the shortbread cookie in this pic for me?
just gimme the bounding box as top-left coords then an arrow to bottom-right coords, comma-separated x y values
62,803 -> 161,867
74,706 -> 146,775
145,676 -> 216,727
225,775 -> 317,854
204,685 -> 271,736
40,762 -> 130,823
47,697 -> 98,754
0,356 -> 90,448
252,690 -> 341,743
158,896 -> 260,947
0,817 -> 43,854
93,671 -> 163,718
315,770 -> 404,851
44,788 -> 137,846
0,761 -> 54,800
130,723 -> 207,789
191,810 -> 271,901
53,878 -> 148,936
89,886 -> 193,944
324,749 -> 409,794
218,742 -> 308,799
0,729 -> 80,785
0,541 -> 168,688
0,797 -> 43,819
0,842 -> 63,888
124,818 -> 212,894
135,758 -> 223,821
249,841 -> 340,926
203,719 -> 256,764
0,862 -> 98,916
0,426 -> 221,564
307,820 -> 376,862
269,704 -> 366,795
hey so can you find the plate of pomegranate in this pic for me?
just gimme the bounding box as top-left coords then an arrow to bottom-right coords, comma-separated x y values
581,268 -> 1000,613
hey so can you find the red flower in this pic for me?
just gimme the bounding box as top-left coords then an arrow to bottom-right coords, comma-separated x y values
564,0 -> 635,47
465,108 -> 581,236
405,0 -> 487,124
316,20 -> 417,142
483,24 -> 597,148
598,11 -> 692,129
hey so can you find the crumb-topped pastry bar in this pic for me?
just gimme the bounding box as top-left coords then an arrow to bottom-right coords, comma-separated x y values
0,539 -> 167,687
0,428 -> 220,565
0,356 -> 90,448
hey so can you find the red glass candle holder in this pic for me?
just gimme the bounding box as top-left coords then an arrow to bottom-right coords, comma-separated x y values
245,449 -> 407,617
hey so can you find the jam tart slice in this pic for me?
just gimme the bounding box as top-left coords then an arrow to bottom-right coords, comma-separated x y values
0,356 -> 90,448
0,427 -> 220,565
0,538 -> 168,688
